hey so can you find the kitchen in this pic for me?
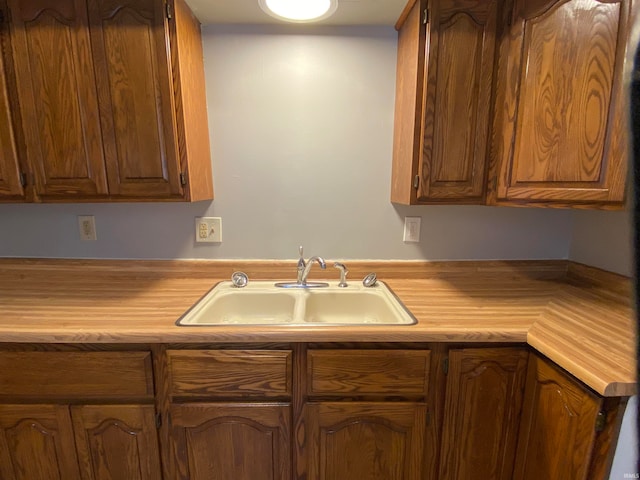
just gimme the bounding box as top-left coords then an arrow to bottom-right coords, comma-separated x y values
0,0 -> 636,478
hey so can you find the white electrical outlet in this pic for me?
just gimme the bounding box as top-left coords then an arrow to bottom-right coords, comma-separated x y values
78,215 -> 97,241
403,216 -> 421,243
195,217 -> 222,243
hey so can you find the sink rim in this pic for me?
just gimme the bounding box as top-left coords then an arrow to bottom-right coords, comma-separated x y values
175,280 -> 417,327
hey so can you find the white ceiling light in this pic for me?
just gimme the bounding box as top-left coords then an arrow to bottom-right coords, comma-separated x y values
258,0 -> 338,23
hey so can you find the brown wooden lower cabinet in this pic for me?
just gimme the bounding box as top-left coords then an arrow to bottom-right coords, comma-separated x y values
0,404 -> 161,480
438,347 -> 529,480
304,402 -> 426,480
169,403 -> 292,480
512,354 -> 614,480
0,346 -> 626,480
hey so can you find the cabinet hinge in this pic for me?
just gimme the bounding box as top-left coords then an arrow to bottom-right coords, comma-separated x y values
423,8 -> 429,25
165,2 -> 173,19
19,172 -> 27,187
179,172 -> 187,186
413,174 -> 420,189
155,413 -> 162,429
442,358 -> 449,375
595,411 -> 607,433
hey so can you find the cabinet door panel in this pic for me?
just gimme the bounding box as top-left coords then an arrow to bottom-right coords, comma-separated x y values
170,403 -> 291,480
71,405 -> 161,480
0,41 -> 23,199
513,354 -> 603,479
88,0 -> 182,198
438,348 -> 528,480
418,0 -> 497,202
7,0 -> 108,198
0,404 -> 81,480
305,402 -> 425,480
496,0 -> 629,204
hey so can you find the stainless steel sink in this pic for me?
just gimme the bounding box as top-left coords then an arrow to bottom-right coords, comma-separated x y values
177,281 -> 416,326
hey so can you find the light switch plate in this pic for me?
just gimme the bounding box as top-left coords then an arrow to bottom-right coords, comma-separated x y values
403,217 -> 421,243
195,217 -> 222,243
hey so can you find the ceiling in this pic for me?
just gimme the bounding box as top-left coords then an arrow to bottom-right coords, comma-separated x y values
185,0 -> 408,26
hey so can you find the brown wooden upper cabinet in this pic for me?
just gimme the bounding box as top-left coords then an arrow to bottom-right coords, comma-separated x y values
491,0 -> 631,207
392,0 -> 632,209
2,0 -> 213,202
392,0 -> 501,204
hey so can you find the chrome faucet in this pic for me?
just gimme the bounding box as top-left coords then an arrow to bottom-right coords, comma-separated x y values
300,256 -> 326,285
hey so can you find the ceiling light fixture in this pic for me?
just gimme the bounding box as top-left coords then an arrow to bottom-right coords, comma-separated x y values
258,0 -> 338,23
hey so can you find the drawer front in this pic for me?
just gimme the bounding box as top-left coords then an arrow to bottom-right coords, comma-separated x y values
307,350 -> 430,396
0,351 -> 153,400
168,350 -> 292,399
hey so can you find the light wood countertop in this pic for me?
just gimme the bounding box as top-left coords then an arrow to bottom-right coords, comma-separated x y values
0,259 -> 634,397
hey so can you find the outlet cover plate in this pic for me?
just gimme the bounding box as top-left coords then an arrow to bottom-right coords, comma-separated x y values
78,215 -> 97,241
403,216 -> 421,243
196,217 -> 222,243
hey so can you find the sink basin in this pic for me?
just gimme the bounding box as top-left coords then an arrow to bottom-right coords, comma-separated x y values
177,281 -> 416,326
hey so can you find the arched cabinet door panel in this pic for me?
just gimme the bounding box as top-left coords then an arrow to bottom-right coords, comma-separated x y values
169,403 -> 292,480
71,404 -> 162,480
304,402 -> 426,480
7,0 -> 109,199
0,404 -> 81,480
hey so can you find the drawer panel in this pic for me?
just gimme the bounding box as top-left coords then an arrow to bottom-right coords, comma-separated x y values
0,351 -> 153,399
168,350 -> 292,399
307,350 -> 430,396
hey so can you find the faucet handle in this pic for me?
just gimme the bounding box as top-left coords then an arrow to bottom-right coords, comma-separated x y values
297,246 -> 305,266
334,262 -> 348,288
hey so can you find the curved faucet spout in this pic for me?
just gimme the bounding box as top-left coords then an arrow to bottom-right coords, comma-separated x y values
300,256 -> 326,285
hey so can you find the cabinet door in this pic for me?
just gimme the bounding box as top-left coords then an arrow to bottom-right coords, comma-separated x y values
494,0 -> 630,205
438,348 -> 528,480
87,0 -> 183,199
513,354 -> 603,480
417,0 -> 498,202
0,31 -> 23,200
305,402 -> 426,480
170,403 -> 292,480
7,0 -> 109,199
71,405 -> 161,480
0,404 -> 81,480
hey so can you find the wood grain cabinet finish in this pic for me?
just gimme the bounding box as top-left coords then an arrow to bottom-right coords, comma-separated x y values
491,0 -> 631,207
0,351 -> 154,400
0,404 -> 81,480
169,403 -> 292,480
304,402 -> 426,480
3,0 -> 212,202
71,405 -> 162,480
438,347 -> 528,480
391,0 -> 500,204
87,0 -> 183,199
7,0 -> 110,200
0,18 -> 24,201
167,349 -> 292,399
513,354 -> 606,480
307,349 -> 430,397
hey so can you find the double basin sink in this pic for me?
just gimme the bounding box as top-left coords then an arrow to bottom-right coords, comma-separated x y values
177,281 -> 416,326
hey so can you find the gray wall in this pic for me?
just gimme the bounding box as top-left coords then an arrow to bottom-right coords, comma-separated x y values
0,25 -> 572,261
569,210 -> 633,276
